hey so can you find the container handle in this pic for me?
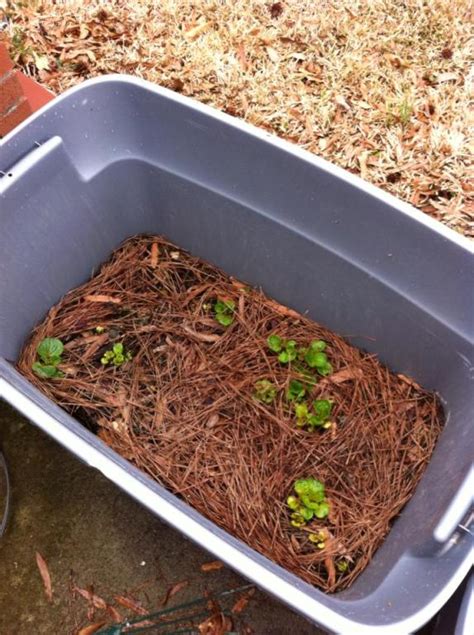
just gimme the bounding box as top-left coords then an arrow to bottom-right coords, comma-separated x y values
433,468 -> 474,545
0,136 -> 63,195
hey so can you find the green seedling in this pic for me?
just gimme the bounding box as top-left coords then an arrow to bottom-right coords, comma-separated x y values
286,379 -> 306,402
214,299 -> 235,327
336,559 -> 349,573
32,337 -> 64,379
95,325 -> 105,333
267,335 -> 297,363
253,379 -> 277,404
309,531 -> 327,549
295,399 -> 333,431
101,342 -> 132,366
287,477 -> 330,527
304,340 -> 332,375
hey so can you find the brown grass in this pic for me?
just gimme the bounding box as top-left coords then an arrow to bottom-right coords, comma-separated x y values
17,235 -> 444,593
2,0 -> 473,236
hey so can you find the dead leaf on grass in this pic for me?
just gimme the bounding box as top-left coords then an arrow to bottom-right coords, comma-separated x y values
201,560 -> 224,572
74,586 -> 107,610
35,552 -> 53,603
161,580 -> 189,606
113,594 -> 148,615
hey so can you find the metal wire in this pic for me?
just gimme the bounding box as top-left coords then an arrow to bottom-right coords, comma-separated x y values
0,449 -> 11,538
97,585 -> 253,635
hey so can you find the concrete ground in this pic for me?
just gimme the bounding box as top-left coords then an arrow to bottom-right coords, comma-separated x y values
0,399 -> 325,635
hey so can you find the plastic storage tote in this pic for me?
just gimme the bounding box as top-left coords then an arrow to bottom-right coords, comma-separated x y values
0,76 -> 472,634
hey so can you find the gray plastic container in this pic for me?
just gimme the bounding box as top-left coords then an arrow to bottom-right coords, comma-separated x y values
0,76 -> 472,634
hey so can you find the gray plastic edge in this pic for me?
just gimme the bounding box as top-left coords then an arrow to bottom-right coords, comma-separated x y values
0,74 -> 472,256
1,373 -> 472,635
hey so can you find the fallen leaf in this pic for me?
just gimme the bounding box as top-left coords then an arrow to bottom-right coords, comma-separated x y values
266,46 -> 280,63
397,374 -> 422,390
201,560 -> 224,572
36,552 -> 53,603
434,71 -> 457,83
106,604 -> 123,623
198,614 -> 233,635
329,368 -> 363,384
269,2 -> 284,18
182,325 -> 221,342
74,586 -> 107,610
184,20 -> 209,40
82,333 -> 109,361
32,51 -> 50,71
150,243 -> 159,268
231,590 -> 253,614
236,43 -> 248,71
266,299 -> 301,319
84,294 -> 122,304
161,580 -> 188,606
113,594 -> 148,615
77,622 -> 106,635
335,94 -> 350,110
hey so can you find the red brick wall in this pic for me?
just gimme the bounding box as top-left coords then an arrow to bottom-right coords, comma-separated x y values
0,39 -> 54,138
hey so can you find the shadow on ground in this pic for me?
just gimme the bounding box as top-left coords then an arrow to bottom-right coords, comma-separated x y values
0,400 -> 324,634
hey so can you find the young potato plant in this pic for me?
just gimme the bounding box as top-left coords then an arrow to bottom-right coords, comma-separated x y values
267,335 -> 297,363
32,337 -> 64,379
295,399 -> 333,431
287,477 -> 330,529
101,342 -> 132,366
268,335 -> 332,376
214,299 -> 235,327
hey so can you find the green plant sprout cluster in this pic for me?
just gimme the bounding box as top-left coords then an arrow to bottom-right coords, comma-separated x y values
308,530 -> 327,550
101,342 -> 132,366
287,478 -> 330,528
32,338 -> 64,379
295,399 -> 333,431
268,335 -> 332,376
336,559 -> 349,573
213,299 -> 235,327
253,379 -> 277,404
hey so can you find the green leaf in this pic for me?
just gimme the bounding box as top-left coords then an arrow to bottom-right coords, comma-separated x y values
309,340 -> 326,352
32,362 -> 60,379
286,379 -> 306,402
214,300 -> 227,313
295,478 -> 325,499
267,334 -> 282,352
300,506 -> 314,521
278,350 -> 290,363
317,362 -> 333,377
295,402 -> 309,421
287,496 -> 299,510
37,338 -> 63,365
305,350 -> 328,369
314,501 -> 330,518
223,300 -> 235,311
286,340 -> 297,350
113,343 -> 124,355
313,399 -> 332,420
254,379 -> 277,404
216,313 -> 234,326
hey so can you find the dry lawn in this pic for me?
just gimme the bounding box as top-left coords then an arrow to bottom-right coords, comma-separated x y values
2,0 -> 473,236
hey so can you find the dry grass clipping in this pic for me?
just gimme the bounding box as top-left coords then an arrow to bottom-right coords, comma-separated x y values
2,0 -> 473,237
17,236 -> 444,593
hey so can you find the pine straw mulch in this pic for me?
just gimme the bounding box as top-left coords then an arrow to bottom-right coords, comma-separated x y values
17,235 -> 444,593
2,0 -> 473,237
